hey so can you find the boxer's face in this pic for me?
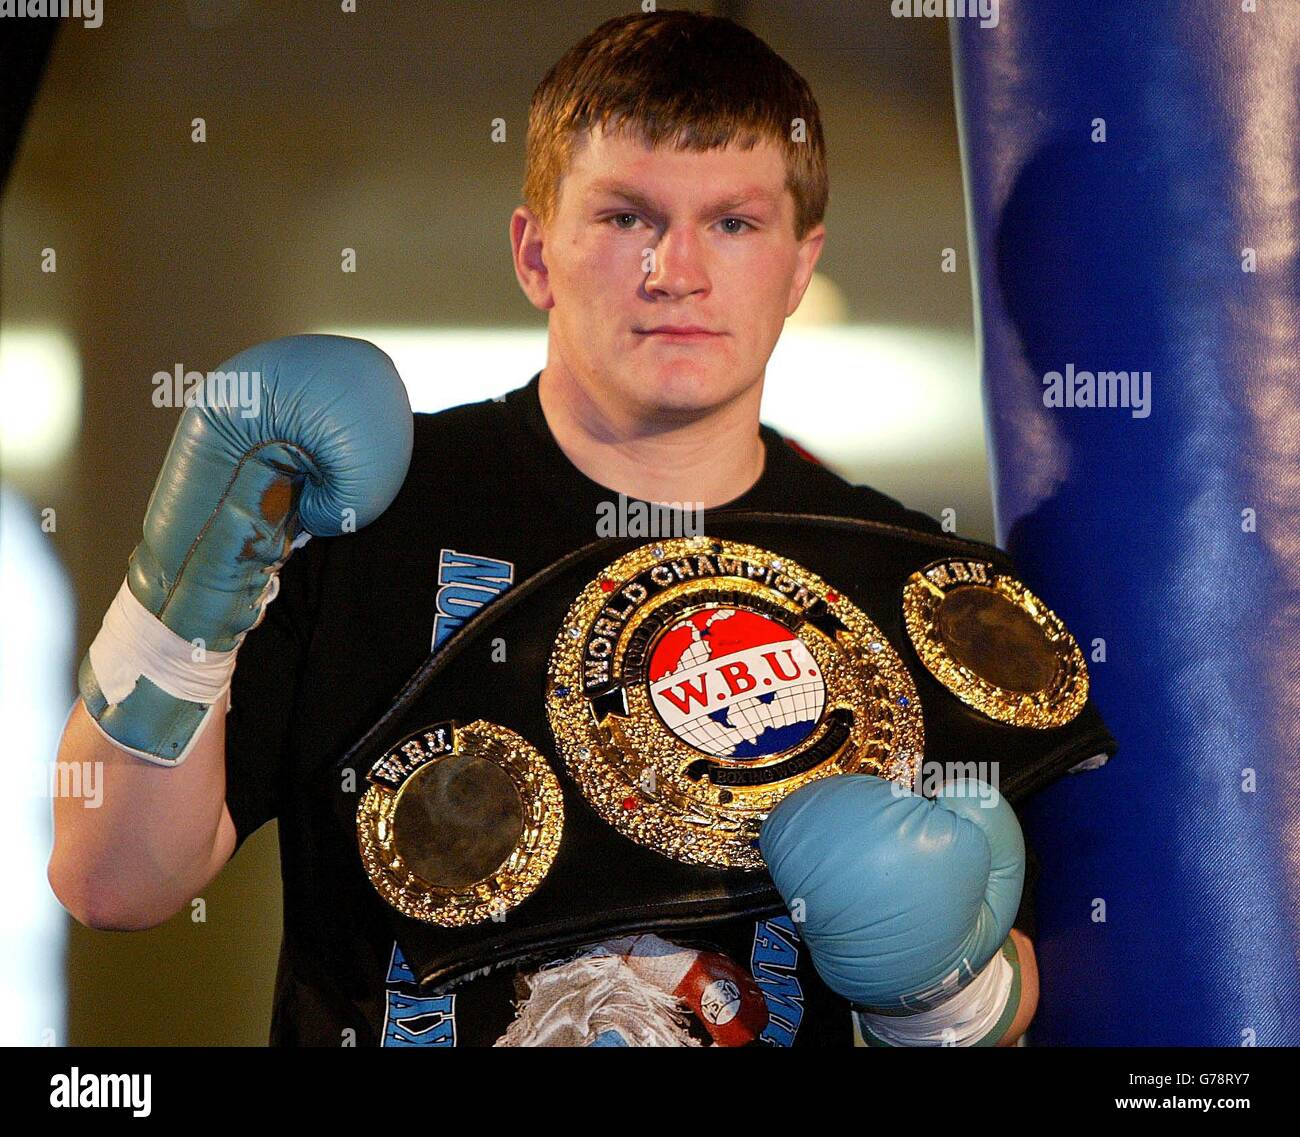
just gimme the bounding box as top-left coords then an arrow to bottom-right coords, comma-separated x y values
515,125 -> 824,422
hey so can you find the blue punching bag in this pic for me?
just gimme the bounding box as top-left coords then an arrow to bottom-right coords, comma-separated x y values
950,2 -> 1300,1045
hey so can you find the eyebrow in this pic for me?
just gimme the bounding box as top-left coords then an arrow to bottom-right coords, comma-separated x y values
585,180 -> 781,215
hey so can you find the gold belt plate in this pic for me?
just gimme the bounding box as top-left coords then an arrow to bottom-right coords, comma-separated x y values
357,719 -> 564,926
547,536 -> 923,870
902,557 -> 1089,728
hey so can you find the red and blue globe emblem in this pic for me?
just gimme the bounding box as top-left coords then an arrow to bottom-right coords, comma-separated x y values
646,606 -> 825,759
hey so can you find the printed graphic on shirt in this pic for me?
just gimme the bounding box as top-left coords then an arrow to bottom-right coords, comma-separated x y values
382,942 -> 457,1047
496,933 -> 770,1047
431,548 -> 515,649
750,915 -> 806,1046
381,930 -> 795,1047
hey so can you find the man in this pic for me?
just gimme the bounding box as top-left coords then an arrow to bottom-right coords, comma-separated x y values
52,10 -> 1062,1046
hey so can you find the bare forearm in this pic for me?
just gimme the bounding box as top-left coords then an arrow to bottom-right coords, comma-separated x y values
996,928 -> 1040,1046
48,698 -> 234,929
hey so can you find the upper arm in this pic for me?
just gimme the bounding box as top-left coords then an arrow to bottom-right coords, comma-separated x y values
213,802 -> 239,870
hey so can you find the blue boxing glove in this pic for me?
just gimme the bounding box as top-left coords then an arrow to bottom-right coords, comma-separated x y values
79,335 -> 413,765
759,773 -> 1025,1045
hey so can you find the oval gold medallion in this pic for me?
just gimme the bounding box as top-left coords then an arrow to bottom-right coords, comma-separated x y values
902,557 -> 1088,728
547,536 -> 923,870
356,719 -> 563,926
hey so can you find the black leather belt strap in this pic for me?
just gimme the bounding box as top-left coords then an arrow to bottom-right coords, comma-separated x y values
331,511 -> 1116,991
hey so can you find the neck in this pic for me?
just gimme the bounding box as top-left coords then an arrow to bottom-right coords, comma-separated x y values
537,366 -> 767,509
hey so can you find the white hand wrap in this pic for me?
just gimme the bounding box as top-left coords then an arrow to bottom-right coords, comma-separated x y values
853,949 -> 1014,1047
88,578 -> 242,706
87,530 -> 312,707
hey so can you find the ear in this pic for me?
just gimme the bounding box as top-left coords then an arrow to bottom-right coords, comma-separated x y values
786,222 -> 826,317
511,205 -> 555,312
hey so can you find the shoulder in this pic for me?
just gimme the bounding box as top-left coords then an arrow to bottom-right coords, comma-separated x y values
400,392 -> 520,487
766,428 -> 946,537
411,392 -> 509,447
349,392 -> 518,539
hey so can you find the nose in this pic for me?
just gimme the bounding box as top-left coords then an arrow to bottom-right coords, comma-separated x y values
643,226 -> 711,300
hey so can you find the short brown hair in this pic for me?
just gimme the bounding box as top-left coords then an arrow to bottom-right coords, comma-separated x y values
523,9 -> 828,240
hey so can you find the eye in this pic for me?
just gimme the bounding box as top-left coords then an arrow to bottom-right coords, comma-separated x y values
608,212 -> 641,231
719,217 -> 753,235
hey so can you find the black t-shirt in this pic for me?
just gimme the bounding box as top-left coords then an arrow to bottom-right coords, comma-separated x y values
224,373 -> 1035,1047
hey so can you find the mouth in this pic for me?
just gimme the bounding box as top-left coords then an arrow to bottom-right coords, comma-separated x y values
636,327 -> 724,342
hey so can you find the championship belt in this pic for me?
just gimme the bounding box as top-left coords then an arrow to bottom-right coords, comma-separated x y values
333,511 -> 1116,991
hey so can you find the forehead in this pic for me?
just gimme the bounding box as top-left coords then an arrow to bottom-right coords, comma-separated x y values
562,126 -> 790,209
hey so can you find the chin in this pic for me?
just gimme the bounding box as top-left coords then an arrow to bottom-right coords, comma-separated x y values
627,361 -> 745,416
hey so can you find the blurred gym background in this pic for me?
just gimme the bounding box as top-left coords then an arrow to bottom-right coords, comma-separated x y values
1,1 -> 990,1044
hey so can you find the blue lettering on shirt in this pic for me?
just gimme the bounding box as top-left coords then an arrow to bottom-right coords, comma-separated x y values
750,915 -> 805,1047
382,943 -> 456,1047
431,549 -> 515,649
383,989 -> 457,1047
